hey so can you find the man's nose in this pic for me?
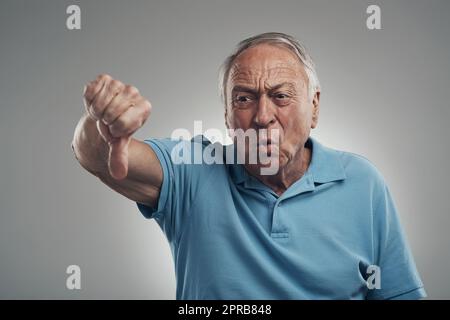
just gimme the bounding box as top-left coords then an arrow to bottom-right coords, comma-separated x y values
254,95 -> 275,128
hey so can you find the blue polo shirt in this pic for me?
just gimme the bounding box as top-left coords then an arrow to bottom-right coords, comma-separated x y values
136,135 -> 426,300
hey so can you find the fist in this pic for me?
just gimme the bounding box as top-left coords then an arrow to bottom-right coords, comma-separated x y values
83,74 -> 152,180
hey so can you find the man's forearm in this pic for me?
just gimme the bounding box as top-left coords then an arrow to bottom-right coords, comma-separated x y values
71,113 -> 109,176
73,75 -> 160,206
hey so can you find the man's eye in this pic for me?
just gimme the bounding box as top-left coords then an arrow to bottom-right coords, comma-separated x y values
236,95 -> 252,102
272,93 -> 292,106
274,93 -> 289,99
233,95 -> 255,106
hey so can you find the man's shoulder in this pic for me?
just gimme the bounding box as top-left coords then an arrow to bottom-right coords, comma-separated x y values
143,135 -> 228,178
145,134 -> 213,150
333,147 -> 387,188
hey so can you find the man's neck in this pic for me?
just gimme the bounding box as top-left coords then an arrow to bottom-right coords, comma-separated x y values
245,145 -> 312,197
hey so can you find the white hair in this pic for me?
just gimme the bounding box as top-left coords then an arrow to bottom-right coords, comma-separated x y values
219,32 -> 321,106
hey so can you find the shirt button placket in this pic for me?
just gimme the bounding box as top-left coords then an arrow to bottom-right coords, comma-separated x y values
271,200 -> 289,238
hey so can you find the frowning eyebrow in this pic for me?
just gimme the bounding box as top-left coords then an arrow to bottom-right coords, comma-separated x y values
231,82 -> 296,95
231,86 -> 258,95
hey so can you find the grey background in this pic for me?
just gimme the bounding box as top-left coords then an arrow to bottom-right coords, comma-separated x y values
0,0 -> 449,299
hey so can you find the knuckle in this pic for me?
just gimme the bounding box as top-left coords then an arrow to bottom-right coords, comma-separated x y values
142,101 -> 151,118
144,99 -> 152,110
97,73 -> 111,81
124,85 -> 139,96
110,79 -> 122,88
109,82 -> 125,98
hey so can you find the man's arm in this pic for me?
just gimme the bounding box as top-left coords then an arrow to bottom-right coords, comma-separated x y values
71,74 -> 162,208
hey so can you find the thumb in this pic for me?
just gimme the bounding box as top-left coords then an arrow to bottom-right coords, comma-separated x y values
108,136 -> 131,180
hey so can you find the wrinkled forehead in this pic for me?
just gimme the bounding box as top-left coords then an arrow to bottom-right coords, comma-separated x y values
227,45 -> 308,87
229,63 -> 304,85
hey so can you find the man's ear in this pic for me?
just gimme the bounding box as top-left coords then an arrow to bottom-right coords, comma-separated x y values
311,91 -> 320,129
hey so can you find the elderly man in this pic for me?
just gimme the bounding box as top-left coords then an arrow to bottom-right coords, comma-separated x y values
72,32 -> 426,299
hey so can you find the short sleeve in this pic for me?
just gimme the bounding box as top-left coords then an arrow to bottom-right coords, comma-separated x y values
367,183 -> 427,300
136,136 -> 214,245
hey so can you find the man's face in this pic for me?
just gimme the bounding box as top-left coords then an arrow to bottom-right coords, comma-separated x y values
225,43 -> 319,174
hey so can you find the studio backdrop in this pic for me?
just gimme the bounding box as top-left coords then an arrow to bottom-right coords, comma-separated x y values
0,0 -> 449,299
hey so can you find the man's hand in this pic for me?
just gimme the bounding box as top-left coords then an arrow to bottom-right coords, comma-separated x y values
83,74 -> 151,180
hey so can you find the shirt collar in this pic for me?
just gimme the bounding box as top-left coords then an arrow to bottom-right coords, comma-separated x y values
306,136 -> 347,184
228,136 -> 347,185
